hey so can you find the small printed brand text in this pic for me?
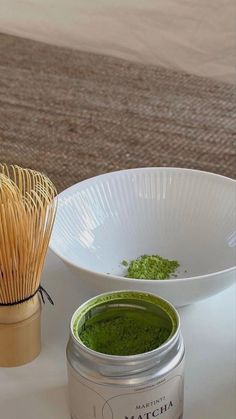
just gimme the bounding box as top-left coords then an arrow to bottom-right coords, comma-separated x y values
124,401 -> 173,419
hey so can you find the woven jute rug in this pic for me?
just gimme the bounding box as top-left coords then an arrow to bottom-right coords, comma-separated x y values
0,34 -> 235,192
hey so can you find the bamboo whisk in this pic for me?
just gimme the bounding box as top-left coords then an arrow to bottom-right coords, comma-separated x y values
0,164 -> 57,366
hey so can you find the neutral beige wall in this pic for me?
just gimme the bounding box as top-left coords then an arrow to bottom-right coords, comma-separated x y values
1,0 -> 235,83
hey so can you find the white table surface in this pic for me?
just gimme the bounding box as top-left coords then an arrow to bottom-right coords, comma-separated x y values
1,250 -> 236,419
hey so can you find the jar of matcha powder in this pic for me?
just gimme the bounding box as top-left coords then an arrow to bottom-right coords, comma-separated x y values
67,290 -> 185,419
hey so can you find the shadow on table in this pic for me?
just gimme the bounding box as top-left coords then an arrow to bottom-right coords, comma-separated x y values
41,249 -> 96,346
183,379 -> 236,419
1,385 -> 70,419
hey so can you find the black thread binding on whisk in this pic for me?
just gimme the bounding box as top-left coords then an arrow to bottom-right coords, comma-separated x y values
38,286 -> 54,305
0,285 -> 54,306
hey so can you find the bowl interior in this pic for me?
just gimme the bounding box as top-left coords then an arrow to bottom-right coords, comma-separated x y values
51,169 -> 236,278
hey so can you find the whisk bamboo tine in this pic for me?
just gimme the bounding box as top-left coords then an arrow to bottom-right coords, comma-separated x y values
0,165 -> 57,367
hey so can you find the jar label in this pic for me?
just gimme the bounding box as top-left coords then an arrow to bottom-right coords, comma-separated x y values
68,359 -> 184,419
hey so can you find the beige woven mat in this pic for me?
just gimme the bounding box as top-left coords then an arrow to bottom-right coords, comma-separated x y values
0,34 -> 235,192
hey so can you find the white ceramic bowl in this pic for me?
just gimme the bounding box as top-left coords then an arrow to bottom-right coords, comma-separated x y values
50,168 -> 236,306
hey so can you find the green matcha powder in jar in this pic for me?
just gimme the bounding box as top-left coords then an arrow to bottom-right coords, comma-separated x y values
67,291 -> 185,419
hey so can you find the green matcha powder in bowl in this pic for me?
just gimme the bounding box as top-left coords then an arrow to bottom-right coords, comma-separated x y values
122,254 -> 180,280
